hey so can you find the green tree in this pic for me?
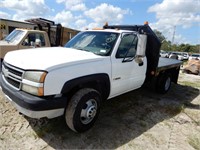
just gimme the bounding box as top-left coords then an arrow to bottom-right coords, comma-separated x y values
161,40 -> 171,51
153,29 -> 199,53
171,44 -> 179,52
154,30 -> 171,51
154,30 -> 166,42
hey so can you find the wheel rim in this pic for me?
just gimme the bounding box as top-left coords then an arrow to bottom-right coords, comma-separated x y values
165,77 -> 171,91
80,99 -> 97,124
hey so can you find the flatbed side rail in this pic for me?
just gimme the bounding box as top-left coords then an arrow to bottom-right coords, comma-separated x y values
156,57 -> 182,84
157,57 -> 182,73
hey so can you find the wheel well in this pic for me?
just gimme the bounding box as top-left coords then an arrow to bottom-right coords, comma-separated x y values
155,71 -> 172,94
61,74 -> 110,101
158,66 -> 180,84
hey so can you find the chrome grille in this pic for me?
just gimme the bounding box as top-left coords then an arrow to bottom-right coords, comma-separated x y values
2,62 -> 24,90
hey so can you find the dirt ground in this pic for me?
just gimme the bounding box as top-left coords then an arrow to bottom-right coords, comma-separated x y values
0,72 -> 200,150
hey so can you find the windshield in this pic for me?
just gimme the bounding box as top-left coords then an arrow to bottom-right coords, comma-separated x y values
5,30 -> 25,43
65,31 -> 119,56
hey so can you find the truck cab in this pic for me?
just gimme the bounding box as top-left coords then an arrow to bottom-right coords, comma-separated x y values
0,18 -> 79,62
64,29 -> 147,98
0,28 -> 50,61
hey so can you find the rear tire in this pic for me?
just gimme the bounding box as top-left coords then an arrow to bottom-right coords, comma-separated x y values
65,88 -> 101,132
156,73 -> 171,94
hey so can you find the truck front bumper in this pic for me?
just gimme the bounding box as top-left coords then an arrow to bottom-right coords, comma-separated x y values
0,75 -> 67,119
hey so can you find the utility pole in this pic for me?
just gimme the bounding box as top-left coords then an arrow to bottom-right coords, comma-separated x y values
171,26 -> 176,45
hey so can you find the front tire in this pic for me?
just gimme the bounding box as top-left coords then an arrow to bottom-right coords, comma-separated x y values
65,88 -> 101,132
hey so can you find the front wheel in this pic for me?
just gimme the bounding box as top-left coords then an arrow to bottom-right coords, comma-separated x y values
65,88 -> 101,132
156,73 -> 171,94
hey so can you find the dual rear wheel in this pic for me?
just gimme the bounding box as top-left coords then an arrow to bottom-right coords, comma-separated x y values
156,73 -> 171,94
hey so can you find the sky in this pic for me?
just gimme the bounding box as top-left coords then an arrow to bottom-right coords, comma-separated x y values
0,0 -> 199,45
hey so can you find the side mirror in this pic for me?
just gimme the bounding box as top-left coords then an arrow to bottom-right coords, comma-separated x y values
136,34 -> 147,57
135,34 -> 147,65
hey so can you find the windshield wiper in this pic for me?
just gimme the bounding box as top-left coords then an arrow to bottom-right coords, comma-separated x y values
73,46 -> 84,51
74,47 -> 92,53
70,46 -> 96,54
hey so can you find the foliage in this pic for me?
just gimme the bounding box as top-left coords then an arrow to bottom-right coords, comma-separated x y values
154,30 -> 200,53
188,136 -> 200,150
154,30 -> 165,42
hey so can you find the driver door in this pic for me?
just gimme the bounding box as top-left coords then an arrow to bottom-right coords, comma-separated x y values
110,33 -> 147,98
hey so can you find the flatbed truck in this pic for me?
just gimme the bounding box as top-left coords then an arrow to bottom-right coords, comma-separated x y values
0,22 -> 182,132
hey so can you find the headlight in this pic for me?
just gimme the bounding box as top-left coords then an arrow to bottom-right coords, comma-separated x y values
23,71 -> 47,83
22,71 -> 47,96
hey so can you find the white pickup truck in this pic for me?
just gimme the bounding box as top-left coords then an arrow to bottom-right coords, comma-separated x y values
0,23 -> 182,132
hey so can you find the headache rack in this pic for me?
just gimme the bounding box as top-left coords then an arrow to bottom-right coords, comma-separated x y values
25,18 -> 62,46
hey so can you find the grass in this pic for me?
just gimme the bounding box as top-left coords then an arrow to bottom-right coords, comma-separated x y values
36,119 -> 66,137
163,104 -> 185,116
179,81 -> 200,89
188,136 -> 200,150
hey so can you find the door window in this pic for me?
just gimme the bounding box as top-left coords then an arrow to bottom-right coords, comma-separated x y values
116,34 -> 138,58
22,33 -> 46,47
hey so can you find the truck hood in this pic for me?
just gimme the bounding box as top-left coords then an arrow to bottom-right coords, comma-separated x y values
4,47 -> 105,70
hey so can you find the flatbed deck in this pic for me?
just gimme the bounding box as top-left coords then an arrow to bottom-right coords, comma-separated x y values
157,57 -> 182,72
